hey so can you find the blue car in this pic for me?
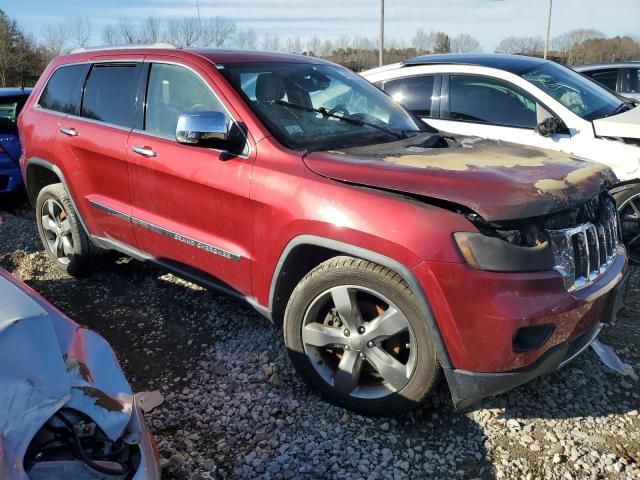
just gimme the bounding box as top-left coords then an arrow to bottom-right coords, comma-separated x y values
0,87 -> 31,194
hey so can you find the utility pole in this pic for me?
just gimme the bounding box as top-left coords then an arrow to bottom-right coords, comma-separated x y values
544,0 -> 552,59
379,0 -> 384,67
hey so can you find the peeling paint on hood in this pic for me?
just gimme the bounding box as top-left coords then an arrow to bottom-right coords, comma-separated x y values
0,269 -> 137,479
304,134 -> 617,221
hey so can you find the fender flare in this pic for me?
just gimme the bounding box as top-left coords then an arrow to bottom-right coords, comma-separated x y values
269,234 -> 453,370
25,157 -> 91,236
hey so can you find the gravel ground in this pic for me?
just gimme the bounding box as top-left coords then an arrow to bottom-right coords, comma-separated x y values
1,203 -> 639,480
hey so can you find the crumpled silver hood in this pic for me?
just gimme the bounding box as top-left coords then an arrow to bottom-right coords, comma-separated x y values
592,105 -> 640,139
0,272 -> 136,479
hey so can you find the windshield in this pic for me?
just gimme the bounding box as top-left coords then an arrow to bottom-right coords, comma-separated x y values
520,61 -> 625,121
218,62 -> 423,150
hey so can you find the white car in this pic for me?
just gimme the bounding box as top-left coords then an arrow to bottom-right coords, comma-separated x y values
575,62 -> 640,101
363,54 -> 640,262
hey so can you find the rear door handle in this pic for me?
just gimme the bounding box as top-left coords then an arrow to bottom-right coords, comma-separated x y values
59,127 -> 78,137
132,146 -> 157,158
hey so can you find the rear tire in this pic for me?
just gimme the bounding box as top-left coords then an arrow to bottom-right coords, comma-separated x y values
35,183 -> 95,275
612,182 -> 640,265
283,256 -> 439,416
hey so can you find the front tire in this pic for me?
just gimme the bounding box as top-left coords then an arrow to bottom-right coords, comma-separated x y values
612,182 -> 640,265
283,256 -> 439,416
35,183 -> 95,275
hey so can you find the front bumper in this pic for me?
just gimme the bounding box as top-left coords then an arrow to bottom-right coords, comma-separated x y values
444,260 -> 631,409
0,163 -> 24,193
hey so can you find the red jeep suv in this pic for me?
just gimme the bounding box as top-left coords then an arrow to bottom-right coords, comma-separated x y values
19,47 -> 628,415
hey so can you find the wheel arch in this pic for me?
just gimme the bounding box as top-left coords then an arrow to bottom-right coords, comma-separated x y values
24,157 -> 91,236
268,234 -> 453,370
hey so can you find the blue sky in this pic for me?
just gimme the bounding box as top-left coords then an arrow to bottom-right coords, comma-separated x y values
4,0 -> 640,51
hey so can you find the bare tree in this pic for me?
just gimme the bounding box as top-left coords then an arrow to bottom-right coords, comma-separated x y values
307,36 -> 322,56
101,25 -> 118,46
334,34 -> 351,50
118,19 -> 142,44
69,17 -> 91,49
42,23 -> 68,56
552,29 -> 605,64
411,28 -> 436,52
235,28 -> 257,49
286,36 -> 304,54
165,18 -> 200,47
319,39 -> 334,57
142,16 -> 162,43
495,35 -> 544,55
432,32 -> 450,53
261,33 -> 281,51
200,17 -> 237,47
450,33 -> 481,53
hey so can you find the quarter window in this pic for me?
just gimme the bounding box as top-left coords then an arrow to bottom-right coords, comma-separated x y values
584,69 -> 618,92
38,64 -> 86,114
383,75 -> 436,116
145,63 -> 228,138
446,75 -> 537,129
621,68 -> 640,94
81,64 -> 139,128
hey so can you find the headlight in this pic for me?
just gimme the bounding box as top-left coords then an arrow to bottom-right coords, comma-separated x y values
454,232 -> 555,272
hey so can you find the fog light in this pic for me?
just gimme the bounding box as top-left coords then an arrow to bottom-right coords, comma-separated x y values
512,324 -> 555,352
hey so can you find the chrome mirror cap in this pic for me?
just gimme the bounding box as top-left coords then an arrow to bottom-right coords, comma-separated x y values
176,111 -> 228,145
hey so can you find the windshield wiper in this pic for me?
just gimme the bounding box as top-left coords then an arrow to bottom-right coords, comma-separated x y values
610,101 -> 635,116
274,99 -> 407,140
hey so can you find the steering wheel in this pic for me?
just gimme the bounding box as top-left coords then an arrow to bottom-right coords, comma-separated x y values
327,104 -> 350,117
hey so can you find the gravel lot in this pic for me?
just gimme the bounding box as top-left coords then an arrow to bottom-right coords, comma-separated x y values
1,202 -> 639,480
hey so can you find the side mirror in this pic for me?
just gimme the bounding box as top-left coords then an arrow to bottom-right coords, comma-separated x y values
176,111 -> 228,146
535,104 -> 566,137
536,117 -> 565,137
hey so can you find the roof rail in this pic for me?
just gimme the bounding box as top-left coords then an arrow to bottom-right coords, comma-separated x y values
70,42 -> 177,54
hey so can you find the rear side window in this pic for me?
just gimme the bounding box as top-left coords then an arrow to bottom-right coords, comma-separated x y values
38,65 -> 86,114
446,74 -> 537,129
81,64 -> 139,128
621,68 -> 640,94
584,69 -> 618,91
383,75 -> 436,116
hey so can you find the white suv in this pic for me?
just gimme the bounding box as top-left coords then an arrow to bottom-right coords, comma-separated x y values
363,54 -> 640,262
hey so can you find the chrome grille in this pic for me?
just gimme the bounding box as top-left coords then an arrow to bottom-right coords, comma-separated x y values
547,202 -> 620,292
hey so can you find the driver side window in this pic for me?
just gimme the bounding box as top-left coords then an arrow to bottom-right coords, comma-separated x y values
145,63 -> 229,138
445,74 -> 537,129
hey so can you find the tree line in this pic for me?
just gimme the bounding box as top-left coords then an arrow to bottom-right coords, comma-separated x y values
1,9 -> 639,87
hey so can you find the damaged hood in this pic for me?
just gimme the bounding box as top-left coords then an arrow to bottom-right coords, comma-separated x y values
303,134 -> 617,221
0,269 -> 134,480
592,104 -> 640,139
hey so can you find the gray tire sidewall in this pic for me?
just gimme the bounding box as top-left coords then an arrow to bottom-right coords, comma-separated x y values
284,259 -> 439,416
35,183 -> 90,275
612,182 -> 640,264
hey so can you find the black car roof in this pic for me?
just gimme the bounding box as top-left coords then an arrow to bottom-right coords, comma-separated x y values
403,54 -> 549,74
0,87 -> 32,98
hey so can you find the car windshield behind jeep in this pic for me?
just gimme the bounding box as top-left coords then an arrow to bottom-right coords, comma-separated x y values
520,61 -> 628,121
0,96 -> 27,134
219,63 -> 423,150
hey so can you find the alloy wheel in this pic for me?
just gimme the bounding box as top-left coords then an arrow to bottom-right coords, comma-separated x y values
619,192 -> 640,264
302,285 -> 417,399
41,198 -> 74,265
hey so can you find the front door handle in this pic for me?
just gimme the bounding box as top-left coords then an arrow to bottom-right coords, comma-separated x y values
132,146 -> 157,158
59,127 -> 78,137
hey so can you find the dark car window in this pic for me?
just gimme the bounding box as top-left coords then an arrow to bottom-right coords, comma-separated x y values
382,75 -> 435,116
38,64 -> 86,114
0,95 -> 28,134
621,68 -> 640,94
81,64 -> 138,128
446,75 -> 537,129
584,69 -> 618,91
145,63 -> 228,138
